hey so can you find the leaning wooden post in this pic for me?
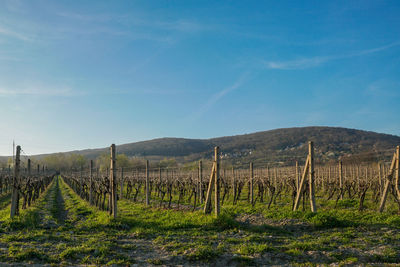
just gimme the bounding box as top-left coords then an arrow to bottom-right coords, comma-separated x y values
10,145 -> 21,218
294,142 -> 315,211
110,144 -> 117,218
250,162 -> 254,205
145,160 -> 150,206
204,156 -> 216,214
309,141 -> 317,212
379,148 -> 397,212
214,146 -> 220,217
89,160 -> 93,205
339,160 -> 343,200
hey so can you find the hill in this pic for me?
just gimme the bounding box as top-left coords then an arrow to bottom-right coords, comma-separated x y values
17,126 -> 399,167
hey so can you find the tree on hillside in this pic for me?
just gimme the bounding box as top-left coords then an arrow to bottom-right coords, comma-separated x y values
68,154 -> 87,171
117,154 -> 130,168
42,153 -> 67,170
158,158 -> 177,168
96,153 -> 109,172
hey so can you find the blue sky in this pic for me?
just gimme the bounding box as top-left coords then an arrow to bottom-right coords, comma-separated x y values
1,0 -> 399,155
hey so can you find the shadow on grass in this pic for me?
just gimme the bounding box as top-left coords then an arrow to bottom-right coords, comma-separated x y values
0,192 -> 12,210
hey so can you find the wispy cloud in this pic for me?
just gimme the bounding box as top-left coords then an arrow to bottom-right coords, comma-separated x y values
56,12 -> 121,22
0,87 -> 83,97
264,41 -> 400,70
365,80 -> 400,97
153,19 -> 207,33
265,56 -> 331,70
354,41 -> 400,56
97,87 -> 185,96
57,11 -> 209,34
1,5 -> 209,46
192,72 -> 251,120
0,25 -> 32,41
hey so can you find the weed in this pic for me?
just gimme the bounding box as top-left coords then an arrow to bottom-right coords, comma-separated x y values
186,244 -> 221,262
236,243 -> 275,255
9,245 -> 48,262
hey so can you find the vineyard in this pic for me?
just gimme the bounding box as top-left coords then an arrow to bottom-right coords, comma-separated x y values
0,143 -> 399,265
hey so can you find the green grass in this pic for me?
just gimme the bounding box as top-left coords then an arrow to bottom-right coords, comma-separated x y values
0,176 -> 398,265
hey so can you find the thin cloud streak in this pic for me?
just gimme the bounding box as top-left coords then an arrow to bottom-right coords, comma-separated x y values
266,56 -> 331,70
1,7 -> 211,46
0,25 -> 32,41
0,87 -> 84,97
57,11 -> 208,33
192,72 -> 251,120
265,41 -> 400,70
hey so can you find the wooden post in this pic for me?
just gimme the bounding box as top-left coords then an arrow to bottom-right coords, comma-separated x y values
295,161 -> 299,191
158,167 -> 162,197
198,160 -> 203,204
309,141 -> 317,212
395,146 -> 400,200
214,147 -> 220,217
37,164 -> 40,175
80,166 -> 83,197
89,160 -> 93,205
110,144 -> 117,218
266,166 -> 270,197
120,167 -> 124,200
232,167 -> 236,203
10,145 -> 20,218
145,160 -> 150,206
250,162 -> 254,204
27,159 -> 31,176
378,163 -> 383,195
339,160 -> 343,200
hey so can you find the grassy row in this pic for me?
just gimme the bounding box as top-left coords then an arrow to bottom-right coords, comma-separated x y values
0,178 -> 56,231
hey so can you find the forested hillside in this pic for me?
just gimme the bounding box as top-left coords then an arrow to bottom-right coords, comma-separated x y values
4,126 -> 396,168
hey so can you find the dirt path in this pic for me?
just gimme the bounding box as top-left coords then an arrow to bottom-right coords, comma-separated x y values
37,177 -> 69,228
53,178 -> 68,224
